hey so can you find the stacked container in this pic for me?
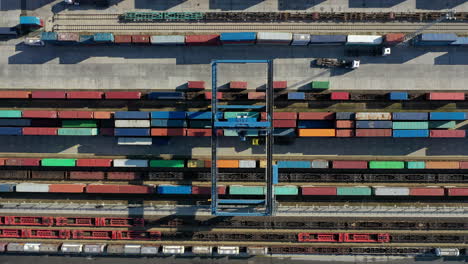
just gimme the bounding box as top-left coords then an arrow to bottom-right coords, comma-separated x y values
309,35 -> 347,45
220,32 -> 256,45
414,33 -> 457,46
151,35 -> 185,45
291,34 -> 310,45
256,32 -> 292,45
346,35 -> 383,45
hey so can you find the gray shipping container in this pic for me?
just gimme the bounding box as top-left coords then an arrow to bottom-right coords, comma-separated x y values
141,246 -> 159,254
311,160 -> 329,168
107,245 -> 125,254
23,243 -> 41,252
310,34 -> 347,44
124,245 -> 141,254
117,137 -> 153,146
239,160 -> 256,168
291,34 -> 310,45
84,244 -> 106,254
115,120 -> 150,128
39,243 -> 60,253
420,33 -> 457,42
257,32 -> 292,44
7,243 -> 25,252
151,35 -> 185,45
355,112 -> 392,120
0,119 -> 31,126
247,247 -> 268,255
16,183 -> 49,192
374,187 -> 410,196
192,246 -> 213,254
61,243 -> 83,253
113,159 -> 148,167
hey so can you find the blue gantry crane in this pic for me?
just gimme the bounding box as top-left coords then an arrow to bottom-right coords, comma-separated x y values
211,60 -> 278,217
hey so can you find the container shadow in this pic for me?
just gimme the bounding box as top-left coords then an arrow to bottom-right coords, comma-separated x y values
209,0 -> 264,10
278,0 -> 326,10
134,0 -> 188,10
348,0 -> 406,8
434,51 -> 468,65
416,0 -> 468,10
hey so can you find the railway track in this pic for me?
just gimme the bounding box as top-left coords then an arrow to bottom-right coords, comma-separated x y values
52,22 -> 468,33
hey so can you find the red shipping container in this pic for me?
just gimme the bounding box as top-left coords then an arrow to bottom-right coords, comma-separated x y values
0,159 -> 6,166
66,91 -> 103,99
114,35 -> 132,44
49,184 -> 86,193
460,161 -> 468,169
336,129 -> 354,137
248,92 -> 266,100
86,184 -> 120,193
427,92 -> 465,100
0,91 -> 30,99
187,129 -> 210,137
93,111 -> 112,119
302,187 -> 337,196
151,128 -> 186,136
192,186 -> 226,195
298,112 -> 335,120
185,34 -> 220,46
355,129 -> 392,137
230,81 -> 247,89
188,81 -> 205,89
100,128 -> 114,136
105,92 -> 141,99
22,110 -> 57,118
204,92 -> 223,100
331,92 -> 350,100
261,112 -> 297,120
77,159 -> 112,167
5,158 -> 40,166
430,130 -> 466,138
384,33 -> 405,45
118,185 -> 153,194
447,188 -> 468,196
409,188 -> 444,196
58,111 -> 94,119
332,160 -> 368,169
131,35 -> 150,44
69,171 -> 105,180
273,120 -> 296,128
336,120 -> 354,128
273,81 -> 287,89
31,91 -> 66,99
22,127 -> 58,135
107,172 -> 141,180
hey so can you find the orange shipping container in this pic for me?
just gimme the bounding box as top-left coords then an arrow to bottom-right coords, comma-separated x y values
298,129 -> 335,137
49,184 -> 86,193
204,160 -> 239,168
425,161 -> 460,169
93,111 -> 112,119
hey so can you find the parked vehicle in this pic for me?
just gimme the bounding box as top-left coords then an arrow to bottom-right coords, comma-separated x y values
315,58 -> 360,69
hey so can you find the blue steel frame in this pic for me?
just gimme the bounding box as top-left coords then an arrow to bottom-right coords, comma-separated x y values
211,59 -> 276,216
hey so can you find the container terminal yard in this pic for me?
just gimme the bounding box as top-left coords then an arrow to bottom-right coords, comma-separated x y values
2,1 -> 468,263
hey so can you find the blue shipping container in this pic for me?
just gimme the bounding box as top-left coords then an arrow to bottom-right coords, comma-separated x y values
429,112 -> 466,120
187,112 -> 211,120
151,119 -> 187,127
0,127 -> 22,135
220,32 -> 257,42
114,111 -> 150,119
93,33 -> 114,43
148,92 -> 185,100
389,92 -> 408,100
392,112 -> 428,120
0,184 -> 15,192
309,35 -> 347,44
150,111 -> 186,119
419,33 -> 457,42
336,112 -> 355,120
0,119 -> 31,126
20,16 -> 41,26
114,128 -> 150,136
157,185 -> 192,194
356,121 -> 393,129
288,92 -> 305,100
41,32 -> 57,42
277,161 -> 311,168
393,130 -> 429,138
298,121 -> 334,128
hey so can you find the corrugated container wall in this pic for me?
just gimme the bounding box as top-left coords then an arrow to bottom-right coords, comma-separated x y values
309,35 -> 347,44
151,35 -> 185,45
256,32 -> 292,44
291,34 -> 310,45
346,35 -> 383,45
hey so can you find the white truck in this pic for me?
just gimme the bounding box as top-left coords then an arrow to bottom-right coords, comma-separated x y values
315,58 -> 360,69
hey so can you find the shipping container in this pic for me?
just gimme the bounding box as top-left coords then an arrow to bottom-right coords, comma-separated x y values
273,119 -> 296,128
297,120 -> 333,129
150,160 -> 184,168
392,122 -> 428,129
113,159 -> 148,168
23,243 -> 41,252
302,186 -> 337,196
336,120 -> 354,128
0,91 -> 29,99
298,129 -> 336,137
430,112 -> 465,120
39,243 -> 60,253
84,244 -> 106,254
356,121 -> 393,129
107,172 -> 141,180
124,245 -> 141,254
22,127 -> 58,135
332,160 -> 368,169
118,137 -> 152,145
107,245 -> 124,254
311,160 -> 329,168
141,246 -> 159,255
392,112 -> 428,120
58,128 -> 98,136
261,112 -> 296,120
248,92 -> 266,100
151,128 -> 186,136
61,244 -> 83,253
311,81 -> 330,89
427,92 -> 465,100
355,112 -> 391,120
309,34 -> 347,44
0,127 -> 21,135
430,130 -> 466,138
151,111 -> 186,119
16,183 -> 49,192
185,34 -> 220,46
162,246 -> 185,254
105,91 -> 141,99
148,92 -> 184,100
131,35 -> 150,44
355,129 -> 392,137
114,111 -> 149,120
447,188 -> 468,196
77,159 -> 112,167
114,128 -> 150,137
273,81 -> 288,89
257,32 -> 292,44
224,112 -> 259,119
291,34 -> 310,45
31,91 -> 66,99
187,112 -> 211,120
157,185 -> 191,194
49,184 -> 86,193
331,92 -> 349,100
31,170 -> 65,179
58,111 -> 94,119
369,161 -> 405,169
415,33 -> 457,46
151,35 -> 185,45
41,32 -> 57,42
451,37 -> 468,46
192,246 -> 213,255
187,81 -> 205,89
429,121 -> 456,129
336,129 -> 354,137
299,112 -> 335,120
0,184 -> 15,192
114,35 -> 132,44
275,185 -> 299,195
217,246 -> 239,255
93,33 -> 114,43
215,160 -> 239,168
229,81 -> 248,89
238,160 -> 256,168
346,35 -> 383,45
62,120 -> 97,128
20,16 -> 42,26
336,112 -> 355,120
409,187 -> 445,196
192,186 -> 227,195
425,161 -> 460,169
115,120 -> 150,128
393,129 -> 429,138
273,128 -> 296,137
459,161 -> 468,169
220,32 -> 256,44
6,158 -> 40,166
384,33 -> 405,45
187,160 -> 205,168
69,171 -> 105,180
337,187 -> 371,196
79,35 -> 94,45
229,185 -> 264,195
277,161 -> 311,168
204,92 -> 223,100
93,111 -> 112,119
7,243 -> 25,252
41,159 -> 76,167
389,92 -> 408,100
374,187 -> 409,196
223,129 -> 257,137
406,161 -> 425,169
287,92 -> 305,100
22,110 -> 57,118
187,128 -> 212,136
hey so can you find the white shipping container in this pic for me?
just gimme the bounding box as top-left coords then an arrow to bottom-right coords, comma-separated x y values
311,160 -> 329,168
291,34 -> 310,45
355,112 -> 392,120
61,243 -> 83,253
151,35 -> 185,45
192,246 -> 213,254
435,248 -> 460,257
106,245 -> 124,254
239,160 -> 256,168
247,247 -> 268,255
257,32 -> 292,44
124,245 -> 141,254
84,244 -> 106,254
162,245 -> 185,254
117,137 -> 152,145
23,243 -> 41,252
7,243 -> 25,252
115,120 -> 150,128
39,244 -> 60,253
218,246 -> 239,255
374,187 -> 410,196
113,159 -> 148,167
16,183 -> 49,192
346,35 -> 383,45
141,246 -> 159,254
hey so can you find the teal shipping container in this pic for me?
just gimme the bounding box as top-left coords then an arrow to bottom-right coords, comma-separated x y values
275,186 -> 299,195
224,112 -> 259,119
392,122 -> 429,130
337,187 -> 372,196
406,161 -> 425,169
229,185 -> 264,195
429,121 -> 457,129
0,110 -> 22,118
58,128 -> 98,136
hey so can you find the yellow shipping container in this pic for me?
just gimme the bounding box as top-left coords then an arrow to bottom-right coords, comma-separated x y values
298,129 -> 336,137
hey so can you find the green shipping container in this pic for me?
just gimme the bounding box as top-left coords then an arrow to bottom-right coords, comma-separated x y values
337,187 -> 371,196
229,185 -> 264,195
406,161 -> 425,169
42,159 -> 76,167
224,112 -> 259,119
275,186 -> 299,196
62,120 -> 98,128
429,121 -> 457,129
0,110 -> 22,118
149,160 -> 185,168
58,128 -> 98,136
369,161 -> 405,169
311,81 -> 330,89
392,122 -> 428,130
223,129 -> 258,137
